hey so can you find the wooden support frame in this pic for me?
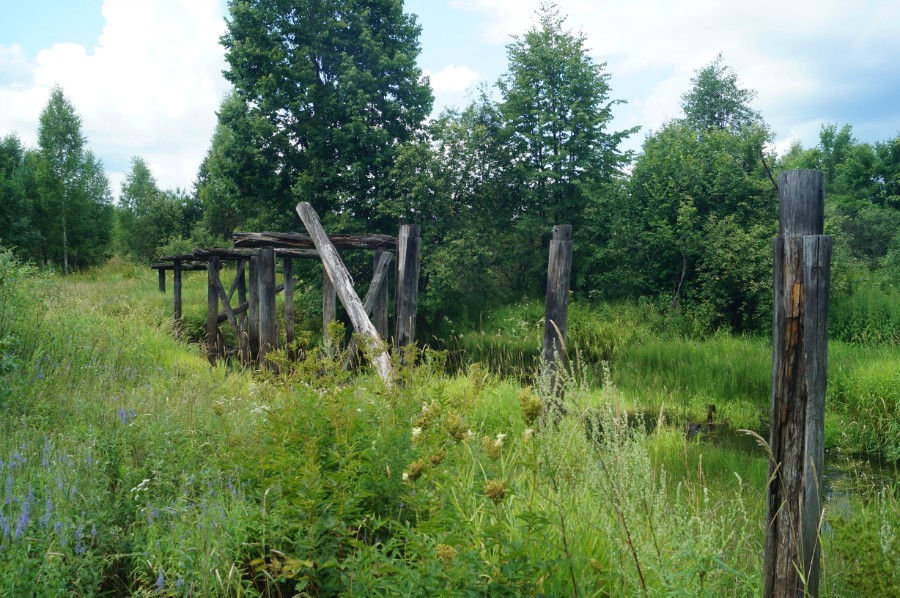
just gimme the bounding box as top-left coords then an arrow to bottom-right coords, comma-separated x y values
394,224 -> 421,350
296,202 -> 393,385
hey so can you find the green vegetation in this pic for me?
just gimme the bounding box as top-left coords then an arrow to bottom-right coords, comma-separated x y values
0,254 -> 896,595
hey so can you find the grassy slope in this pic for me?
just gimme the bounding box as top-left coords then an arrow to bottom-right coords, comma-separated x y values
0,261 -> 896,596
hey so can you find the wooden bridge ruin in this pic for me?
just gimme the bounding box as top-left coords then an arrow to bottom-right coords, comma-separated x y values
151,203 -> 420,382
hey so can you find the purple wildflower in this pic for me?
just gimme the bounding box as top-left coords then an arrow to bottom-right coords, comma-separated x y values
119,407 -> 128,424
156,566 -> 165,592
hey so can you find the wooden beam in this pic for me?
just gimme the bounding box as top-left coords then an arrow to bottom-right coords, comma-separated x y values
346,251 -> 394,361
542,225 -> 573,369
248,256 -> 260,361
372,248 -> 389,339
257,246 -> 278,364
207,256 -> 220,364
296,202 -> 393,385
764,170 -> 831,598
233,231 -> 396,250
323,267 -> 336,340
284,256 -> 295,349
394,224 -> 421,350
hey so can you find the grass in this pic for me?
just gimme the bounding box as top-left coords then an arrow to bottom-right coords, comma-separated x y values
0,253 -> 896,595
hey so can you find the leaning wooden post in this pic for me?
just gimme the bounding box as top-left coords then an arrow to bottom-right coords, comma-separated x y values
157,268 -> 166,293
542,225 -> 573,385
257,246 -> 278,364
394,224 -> 421,350
173,259 -> 183,338
206,256 -> 221,364
323,265 -> 336,340
284,256 -> 296,352
764,170 -> 831,598
296,202 -> 393,386
373,248 -> 389,339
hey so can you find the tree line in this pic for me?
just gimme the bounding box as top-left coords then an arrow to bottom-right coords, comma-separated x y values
1,0 -> 897,334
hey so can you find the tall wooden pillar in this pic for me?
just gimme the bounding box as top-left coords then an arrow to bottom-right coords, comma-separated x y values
323,266 -> 336,339
206,256 -> 220,364
257,246 -> 278,363
248,255 -> 260,361
236,260 -> 249,363
764,170 -> 831,598
373,248 -> 389,340
173,260 -> 183,338
284,256 -> 295,350
542,225 -> 573,369
394,224 -> 421,349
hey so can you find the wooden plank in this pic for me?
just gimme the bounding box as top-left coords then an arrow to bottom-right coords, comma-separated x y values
257,246 -> 278,363
226,259 -> 246,304
764,170 -> 830,598
296,202 -> 393,385
323,268 -> 336,340
394,224 -> 421,350
157,268 -> 166,293
372,248 -> 389,339
153,261 -> 208,271
206,256 -> 220,364
233,231 -> 396,250
237,260 -> 249,363
542,225 -> 573,369
346,251 -> 394,360
248,256 -> 260,361
173,259 -> 183,338
284,256 -> 295,349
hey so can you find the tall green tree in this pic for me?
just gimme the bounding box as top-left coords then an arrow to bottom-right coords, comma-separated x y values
681,52 -> 761,132
35,86 -> 112,272
0,134 -> 41,256
221,0 -> 433,229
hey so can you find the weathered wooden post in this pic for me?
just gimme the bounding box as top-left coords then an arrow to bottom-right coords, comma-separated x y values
206,256 -> 220,364
257,246 -> 278,363
323,266 -> 336,339
542,225 -> 573,379
248,255 -> 260,361
157,268 -> 166,293
173,260 -> 183,338
284,256 -> 295,351
764,170 -> 831,598
236,260 -> 249,363
373,248 -> 389,339
296,202 -> 393,385
394,224 -> 421,350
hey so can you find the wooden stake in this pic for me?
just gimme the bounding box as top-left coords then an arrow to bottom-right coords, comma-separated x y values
284,256 -> 295,350
257,246 -> 278,364
248,255 -> 260,361
764,170 -> 831,598
296,202 -> 393,385
206,256 -> 220,364
542,225 -> 573,373
373,248 -> 389,339
394,224 -> 421,350
157,268 -> 166,293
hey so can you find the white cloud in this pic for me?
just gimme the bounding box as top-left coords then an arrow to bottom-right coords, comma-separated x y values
0,0 -> 228,196
425,64 -> 480,94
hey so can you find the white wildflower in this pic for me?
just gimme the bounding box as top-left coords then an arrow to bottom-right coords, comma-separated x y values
523,428 -> 534,443
402,472 -> 409,482
494,433 -> 506,448
412,427 -> 422,440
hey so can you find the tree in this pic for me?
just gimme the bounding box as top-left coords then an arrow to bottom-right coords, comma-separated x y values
221,0 -> 433,229
35,86 -> 112,272
681,53 -> 761,133
0,134 -> 41,256
498,1 -> 632,230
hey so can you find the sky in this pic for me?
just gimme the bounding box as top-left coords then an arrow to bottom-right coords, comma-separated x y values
2,0 -> 899,200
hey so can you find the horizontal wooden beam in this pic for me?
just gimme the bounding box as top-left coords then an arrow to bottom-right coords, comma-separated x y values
151,262 -> 208,271
233,231 -> 396,250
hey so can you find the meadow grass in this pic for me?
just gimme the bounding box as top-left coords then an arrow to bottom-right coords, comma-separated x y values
0,255 -> 896,595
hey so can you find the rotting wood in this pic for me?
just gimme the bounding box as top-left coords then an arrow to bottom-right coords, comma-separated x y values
542,225 -> 573,377
394,224 -> 421,351
257,246 -> 278,364
248,256 -> 260,361
236,260 -> 249,363
323,266 -> 336,340
346,251 -> 394,362
210,265 -> 242,345
192,247 -> 320,260
173,260 -> 183,338
234,231 -> 396,250
296,202 -> 393,385
152,261 -> 208,271
372,248 -> 389,339
206,256 -> 220,364
284,257 -> 295,350
764,170 -> 830,598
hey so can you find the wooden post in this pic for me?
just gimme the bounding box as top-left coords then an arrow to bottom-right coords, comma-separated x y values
542,225 -> 573,371
345,251 -> 394,362
323,265 -> 336,339
764,170 -> 831,598
157,268 -> 166,293
284,256 -> 295,351
173,259 -> 183,338
394,224 -> 421,350
237,260 -> 249,363
373,248 -> 389,339
206,256 -> 220,364
296,202 -> 393,385
257,246 -> 278,363
248,255 -> 260,361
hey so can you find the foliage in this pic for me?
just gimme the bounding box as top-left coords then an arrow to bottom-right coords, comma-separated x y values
221,0 -> 433,229
34,86 -> 113,272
